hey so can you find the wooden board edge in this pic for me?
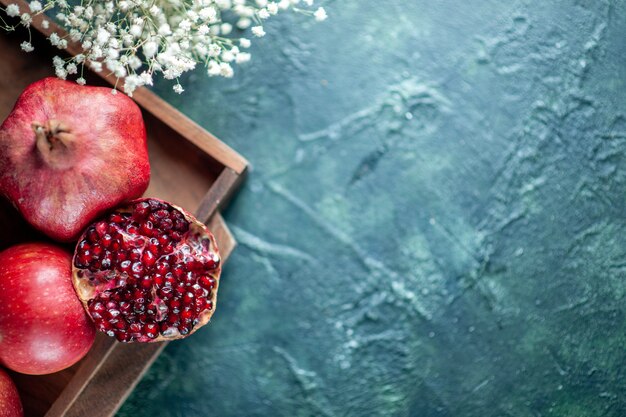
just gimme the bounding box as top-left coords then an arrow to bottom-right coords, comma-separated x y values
0,0 -> 250,175
195,167 -> 247,224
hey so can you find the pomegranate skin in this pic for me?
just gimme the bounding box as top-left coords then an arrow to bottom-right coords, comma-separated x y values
0,243 -> 96,375
0,369 -> 22,417
0,77 -> 150,242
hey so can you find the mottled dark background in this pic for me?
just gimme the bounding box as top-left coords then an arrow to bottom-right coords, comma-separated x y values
118,1 -> 626,416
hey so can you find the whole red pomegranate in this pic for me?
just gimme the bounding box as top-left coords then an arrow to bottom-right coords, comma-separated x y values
0,77 -> 150,242
0,369 -> 22,417
0,243 -> 96,375
73,198 -> 221,342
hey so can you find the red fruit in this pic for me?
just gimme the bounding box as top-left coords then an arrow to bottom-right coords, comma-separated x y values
72,198 -> 221,343
0,77 -> 150,242
0,368 -> 22,417
0,243 -> 96,375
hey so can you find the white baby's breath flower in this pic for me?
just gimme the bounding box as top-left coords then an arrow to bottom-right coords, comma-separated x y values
221,22 -> 232,35
314,7 -> 327,21
28,1 -> 42,13
6,4 -> 20,17
20,41 -> 34,52
49,32 -> 60,46
198,24 -> 209,35
20,13 -> 32,26
220,62 -> 234,77
55,66 -> 67,79
236,17 -> 252,29
143,41 -> 158,57
129,24 -> 142,38
207,60 -> 221,76
236,52 -> 251,63
251,25 -> 265,37
5,0 -> 326,93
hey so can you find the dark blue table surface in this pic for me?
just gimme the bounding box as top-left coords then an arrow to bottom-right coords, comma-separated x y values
119,1 -> 626,415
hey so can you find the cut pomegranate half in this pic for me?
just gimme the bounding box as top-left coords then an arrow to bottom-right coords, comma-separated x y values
72,198 -> 221,342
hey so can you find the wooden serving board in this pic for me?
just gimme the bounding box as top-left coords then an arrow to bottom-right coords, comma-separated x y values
0,3 -> 249,416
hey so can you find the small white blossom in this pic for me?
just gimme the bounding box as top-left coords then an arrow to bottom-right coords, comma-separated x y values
49,32 -> 61,46
20,13 -> 32,26
143,41 -> 158,57
239,38 -> 251,48
267,2 -> 278,14
55,66 -> 67,79
28,1 -> 41,13
20,41 -> 34,52
251,25 -> 265,37
76,77 -> 86,85
220,62 -> 234,77
6,4 -> 19,17
221,22 -> 232,35
304,0 -> 313,5
173,84 -> 184,94
236,17 -> 252,29
314,7 -> 327,21
236,52 -> 251,63
258,8 -> 270,19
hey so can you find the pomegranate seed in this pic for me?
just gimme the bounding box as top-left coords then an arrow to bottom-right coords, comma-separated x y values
183,292 -> 194,304
141,221 -> 154,236
110,213 -> 124,224
140,276 -> 153,289
167,314 -> 179,325
119,260 -> 131,272
134,202 -> 150,219
160,218 -> 174,231
178,324 -> 190,335
101,234 -> 113,248
87,229 -> 98,243
108,309 -> 121,318
169,299 -> 181,313
172,264 -> 184,278
181,309 -> 193,321
198,276 -> 214,290
129,323 -> 142,334
142,250 -> 156,267
156,262 -> 169,275
194,298 -> 207,311
92,244 -> 103,257
158,234 -> 171,245
116,332 -> 131,342
95,221 -> 108,237
131,261 -> 144,275
153,274 -> 164,287
120,301 -> 132,314
175,285 -> 185,295
144,323 -> 158,338
159,287 -> 173,298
